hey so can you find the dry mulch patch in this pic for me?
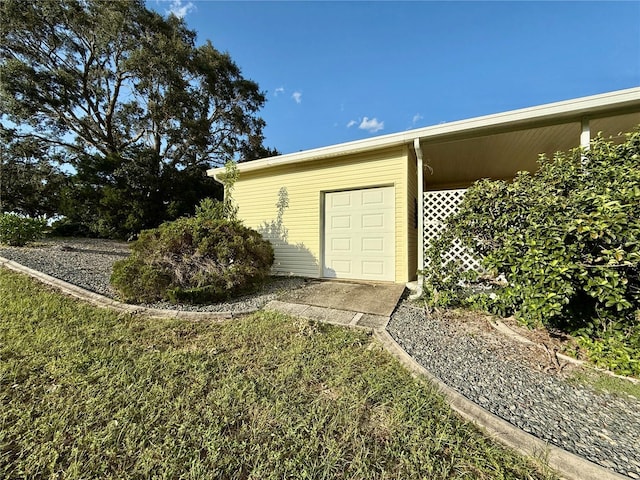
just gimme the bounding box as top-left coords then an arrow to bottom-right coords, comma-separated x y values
432,308 -> 584,377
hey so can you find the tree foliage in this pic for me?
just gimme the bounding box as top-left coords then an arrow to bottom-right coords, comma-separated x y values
0,130 -> 68,217
0,0 -> 275,238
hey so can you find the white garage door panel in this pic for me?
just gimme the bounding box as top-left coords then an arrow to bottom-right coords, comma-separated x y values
362,213 -> 384,228
362,261 -> 384,275
331,215 -> 351,229
332,259 -> 352,274
362,237 -> 384,252
323,186 -> 395,281
331,238 -> 351,251
362,189 -> 384,205
331,192 -> 352,207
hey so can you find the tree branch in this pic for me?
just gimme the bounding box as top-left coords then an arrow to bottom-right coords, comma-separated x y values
12,131 -> 87,156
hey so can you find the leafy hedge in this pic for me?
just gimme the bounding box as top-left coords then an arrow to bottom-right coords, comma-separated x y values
424,129 -> 640,375
0,213 -> 47,246
111,201 -> 274,304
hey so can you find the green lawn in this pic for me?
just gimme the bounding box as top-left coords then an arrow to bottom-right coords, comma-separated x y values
0,269 -> 555,479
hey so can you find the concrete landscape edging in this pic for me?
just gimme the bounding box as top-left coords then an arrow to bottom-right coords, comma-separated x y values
0,256 -> 256,320
373,329 -> 630,480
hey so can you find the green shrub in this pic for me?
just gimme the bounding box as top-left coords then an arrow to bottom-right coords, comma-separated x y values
424,129 -> 640,360
166,284 -> 228,304
110,204 -> 274,304
0,213 -> 47,246
110,260 -> 173,303
576,321 -> 640,377
194,197 -> 225,222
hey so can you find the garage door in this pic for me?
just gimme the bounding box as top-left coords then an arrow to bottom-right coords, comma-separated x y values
323,186 -> 395,281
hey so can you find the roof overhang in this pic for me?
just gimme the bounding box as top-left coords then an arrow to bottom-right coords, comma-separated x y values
207,87 -> 640,179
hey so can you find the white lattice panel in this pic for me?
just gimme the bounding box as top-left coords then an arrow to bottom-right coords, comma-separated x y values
423,189 -> 481,272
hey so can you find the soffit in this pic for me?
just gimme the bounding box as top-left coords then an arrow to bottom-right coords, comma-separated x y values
421,111 -> 640,188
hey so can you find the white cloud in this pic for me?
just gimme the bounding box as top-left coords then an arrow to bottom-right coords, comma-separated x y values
412,113 -> 423,125
346,120 -> 357,128
292,91 -> 302,104
359,117 -> 384,133
164,0 -> 195,18
274,87 -> 285,97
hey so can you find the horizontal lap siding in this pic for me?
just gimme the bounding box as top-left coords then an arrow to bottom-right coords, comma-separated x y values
232,146 -> 409,282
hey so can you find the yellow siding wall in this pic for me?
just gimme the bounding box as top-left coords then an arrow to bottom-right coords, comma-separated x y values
232,146 -> 410,282
406,147 -> 418,281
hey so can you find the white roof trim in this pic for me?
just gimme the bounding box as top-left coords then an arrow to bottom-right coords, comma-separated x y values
208,87 -> 640,177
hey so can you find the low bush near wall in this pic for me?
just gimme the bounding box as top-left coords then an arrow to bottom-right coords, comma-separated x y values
111,201 -> 274,304
0,213 -> 47,246
424,128 -> 640,376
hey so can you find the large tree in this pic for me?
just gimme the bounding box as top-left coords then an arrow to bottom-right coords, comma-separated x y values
0,0 -> 273,238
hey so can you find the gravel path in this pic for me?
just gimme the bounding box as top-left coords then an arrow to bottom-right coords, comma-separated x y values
388,302 -> 640,479
0,238 -> 305,313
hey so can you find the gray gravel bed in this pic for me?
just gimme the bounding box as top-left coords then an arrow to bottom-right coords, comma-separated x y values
387,302 -> 640,478
4,238 -> 639,476
0,238 -> 305,313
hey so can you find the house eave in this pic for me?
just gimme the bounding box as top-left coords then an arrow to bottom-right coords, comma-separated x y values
207,86 -> 640,178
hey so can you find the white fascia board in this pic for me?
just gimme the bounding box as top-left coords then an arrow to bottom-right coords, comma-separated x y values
207,87 -> 640,177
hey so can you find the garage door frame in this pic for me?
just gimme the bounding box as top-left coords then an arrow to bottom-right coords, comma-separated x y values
321,184 -> 395,282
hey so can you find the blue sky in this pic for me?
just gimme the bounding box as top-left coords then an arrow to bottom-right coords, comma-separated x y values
152,1 -> 640,156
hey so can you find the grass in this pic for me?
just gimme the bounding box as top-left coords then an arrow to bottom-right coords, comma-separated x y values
567,369 -> 640,400
0,268 -> 556,480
